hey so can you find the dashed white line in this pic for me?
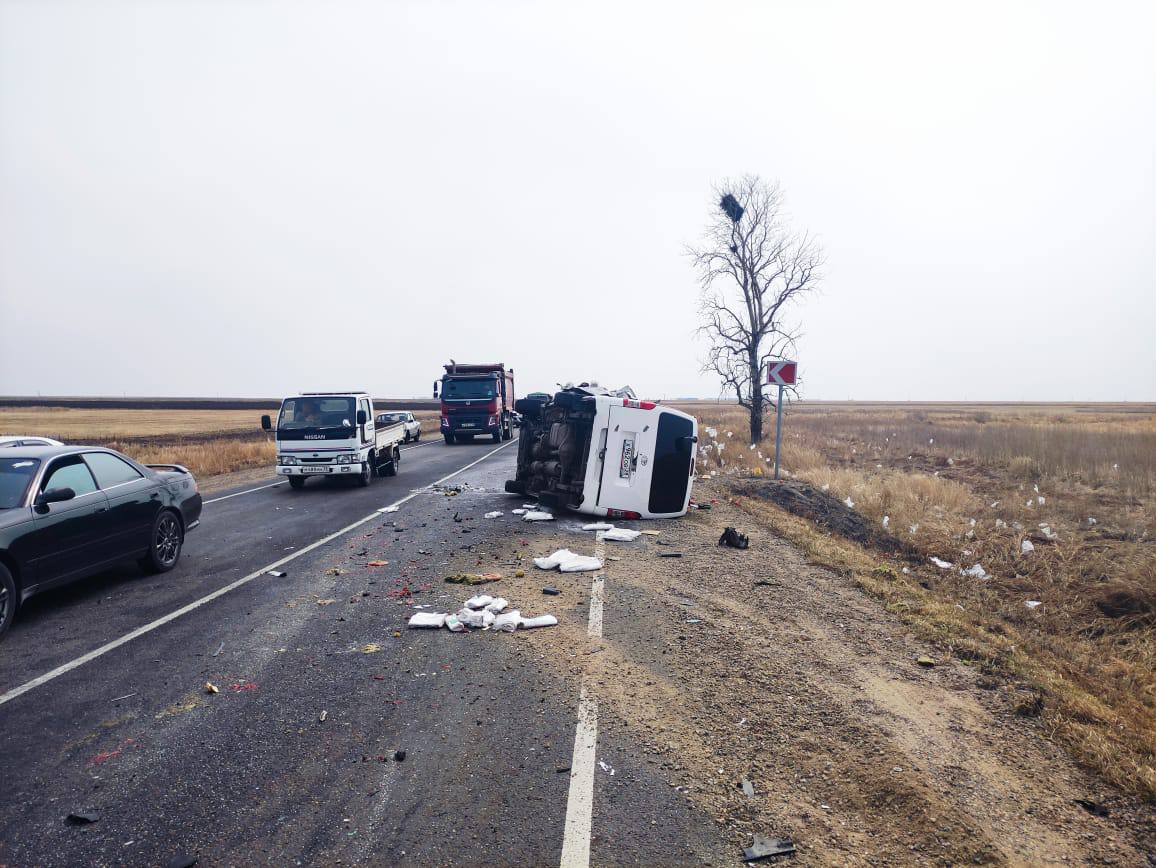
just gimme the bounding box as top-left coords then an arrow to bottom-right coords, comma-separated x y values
560,530 -> 607,868
0,439 -> 516,709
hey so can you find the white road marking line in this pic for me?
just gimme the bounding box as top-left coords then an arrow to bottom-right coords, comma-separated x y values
203,481 -> 284,504
200,440 -> 434,504
560,685 -> 598,868
0,439 -> 516,709
559,531 -> 607,868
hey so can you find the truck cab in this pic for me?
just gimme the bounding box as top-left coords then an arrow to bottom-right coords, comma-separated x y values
261,392 -> 406,489
434,362 -> 516,444
505,386 -> 699,519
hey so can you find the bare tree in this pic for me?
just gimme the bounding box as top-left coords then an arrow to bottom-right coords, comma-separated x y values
689,175 -> 823,442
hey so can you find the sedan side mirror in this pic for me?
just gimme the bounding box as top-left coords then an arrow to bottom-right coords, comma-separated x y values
35,487 -> 76,509
261,414 -> 272,430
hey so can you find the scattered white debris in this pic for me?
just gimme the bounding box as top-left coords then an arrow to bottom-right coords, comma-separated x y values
534,549 -> 603,572
1021,539 -> 1035,554
408,612 -> 447,628
1112,463 -> 1118,471
1037,496 -> 1045,506
598,760 -> 616,776
484,511 -> 504,519
378,505 -> 400,514
465,594 -> 494,610
821,483 -> 829,492
582,522 -> 614,531
512,508 -> 527,515
1026,499 -> 1033,508
445,614 -> 467,632
881,515 -> 889,530
963,563 -> 989,580
749,443 -> 756,451
930,557 -> 953,569
1025,600 -> 1042,610
947,457 -> 954,465
929,438 -> 934,445
520,614 -> 559,629
901,567 -> 910,574
844,496 -> 855,509
995,519 -> 1007,529
603,528 -> 642,542
523,511 -> 555,522
909,524 -> 920,534
1087,517 -> 1097,525
492,611 -> 521,633
726,431 -> 734,438
485,597 -> 509,613
990,501 -> 999,508
705,427 -> 718,439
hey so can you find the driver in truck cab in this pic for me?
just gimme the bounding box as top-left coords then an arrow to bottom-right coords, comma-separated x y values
296,400 -> 321,425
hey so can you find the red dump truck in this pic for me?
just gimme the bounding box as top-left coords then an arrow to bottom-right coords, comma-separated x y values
433,361 -> 516,444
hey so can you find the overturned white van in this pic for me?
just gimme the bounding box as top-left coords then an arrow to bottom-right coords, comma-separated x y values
505,386 -> 699,519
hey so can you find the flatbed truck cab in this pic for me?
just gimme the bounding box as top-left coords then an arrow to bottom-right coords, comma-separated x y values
261,392 -> 406,489
434,362 -> 516,444
505,386 -> 699,519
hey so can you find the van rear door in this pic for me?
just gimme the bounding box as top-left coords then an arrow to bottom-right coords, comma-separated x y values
647,411 -> 696,515
597,405 -> 655,513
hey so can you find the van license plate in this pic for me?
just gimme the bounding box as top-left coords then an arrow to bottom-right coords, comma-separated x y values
619,438 -> 635,478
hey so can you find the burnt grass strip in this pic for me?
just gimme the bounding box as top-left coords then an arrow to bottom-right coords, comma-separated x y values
734,479 -> 921,560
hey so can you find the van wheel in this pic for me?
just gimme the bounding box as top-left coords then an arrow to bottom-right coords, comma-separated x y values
0,564 -> 17,640
288,476 -> 306,489
139,510 -> 184,574
384,446 -> 400,476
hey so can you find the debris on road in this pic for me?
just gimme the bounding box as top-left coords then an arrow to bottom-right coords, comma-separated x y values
110,692 -> 138,703
582,522 -> 614,531
367,560 -> 388,567
930,557 -> 953,569
534,549 -> 602,572
212,641 -> 224,657
718,527 -> 750,549
1021,539 -> 1036,554
408,612 -> 447,628
598,760 -> 615,776
316,598 -> 337,606
963,563 -> 989,580
394,749 -> 407,761
445,572 -> 502,585
66,812 -> 100,826
741,778 -> 755,797
523,511 -> 555,521
916,655 -> 936,667
742,835 -> 796,861
486,597 -> 509,613
542,587 -> 561,596
493,611 -> 521,632
484,511 -> 504,518
657,552 -> 683,558
378,505 -> 400,513
267,570 -> 287,578
465,594 -> 494,609
640,530 -> 661,536
445,614 -> 467,632
165,856 -> 198,868
1073,798 -> 1109,817
520,614 -> 558,629
1026,600 -> 1042,610
361,643 -> 383,653
204,682 -> 219,694
319,709 -> 328,722
602,528 -> 641,542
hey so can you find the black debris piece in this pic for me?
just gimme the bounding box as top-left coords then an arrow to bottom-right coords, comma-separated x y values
657,552 -> 683,558
1073,798 -> 1109,817
719,527 -> 750,549
66,812 -> 99,825
394,749 -> 407,762
166,856 -> 198,868
542,587 -> 561,596
743,835 -> 796,862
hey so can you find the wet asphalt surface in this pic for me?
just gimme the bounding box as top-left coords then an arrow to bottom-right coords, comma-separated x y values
0,438 -> 727,866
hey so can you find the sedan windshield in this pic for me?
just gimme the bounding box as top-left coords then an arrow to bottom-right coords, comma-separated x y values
0,457 -> 40,509
442,378 -> 497,400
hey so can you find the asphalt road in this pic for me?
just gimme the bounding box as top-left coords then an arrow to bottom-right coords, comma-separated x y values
0,438 -> 725,866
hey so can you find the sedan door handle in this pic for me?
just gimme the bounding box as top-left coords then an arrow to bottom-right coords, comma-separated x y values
95,505 -> 109,513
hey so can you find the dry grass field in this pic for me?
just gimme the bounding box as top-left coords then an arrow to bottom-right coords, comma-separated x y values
0,407 -> 439,478
680,401 -> 1156,798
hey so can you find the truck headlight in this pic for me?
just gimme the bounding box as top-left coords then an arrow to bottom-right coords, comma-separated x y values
337,454 -> 357,465
280,456 -> 298,466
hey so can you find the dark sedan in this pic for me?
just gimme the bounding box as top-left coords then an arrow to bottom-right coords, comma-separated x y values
0,445 -> 203,638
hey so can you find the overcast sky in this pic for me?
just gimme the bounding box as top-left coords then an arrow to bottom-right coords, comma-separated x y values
1,1 -> 1153,401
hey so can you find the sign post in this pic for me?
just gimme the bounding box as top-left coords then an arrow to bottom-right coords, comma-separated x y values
766,360 -> 797,480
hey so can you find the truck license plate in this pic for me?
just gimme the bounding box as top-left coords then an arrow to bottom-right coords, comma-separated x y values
619,438 -> 635,478
301,466 -> 330,474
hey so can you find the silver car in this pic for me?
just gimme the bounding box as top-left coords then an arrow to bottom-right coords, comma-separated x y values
375,412 -> 421,443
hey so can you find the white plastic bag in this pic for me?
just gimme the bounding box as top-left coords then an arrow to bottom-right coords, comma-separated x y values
485,597 -> 509,613
457,607 -> 487,628
408,612 -> 447,628
465,594 -> 494,609
559,555 -> 602,572
534,549 -> 576,570
523,511 -> 554,522
519,614 -> 558,629
482,610 -> 496,628
484,511 -> 503,519
445,614 -> 467,633
582,522 -> 614,531
602,528 -> 641,542
492,610 -> 521,633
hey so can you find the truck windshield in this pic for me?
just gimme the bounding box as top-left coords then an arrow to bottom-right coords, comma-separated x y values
0,457 -> 40,509
442,378 -> 497,400
277,397 -> 356,435
648,412 -> 695,515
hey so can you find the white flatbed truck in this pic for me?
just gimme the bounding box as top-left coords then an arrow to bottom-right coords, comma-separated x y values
261,392 -> 406,489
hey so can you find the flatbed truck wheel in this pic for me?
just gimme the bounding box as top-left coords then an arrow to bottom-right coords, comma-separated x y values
384,446 -> 400,476
288,476 -> 306,490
